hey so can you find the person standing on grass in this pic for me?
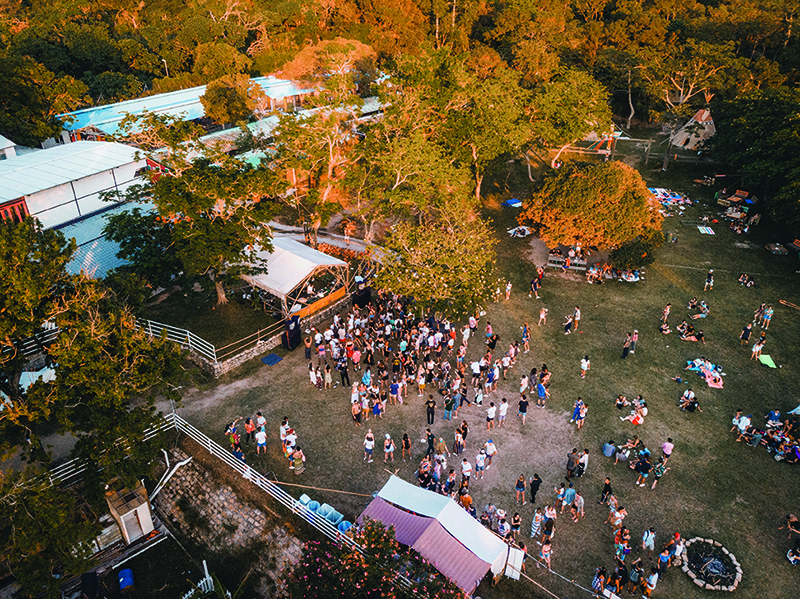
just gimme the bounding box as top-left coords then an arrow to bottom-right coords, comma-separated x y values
599,477 -> 613,504
364,430 -> 375,463
486,402 -> 496,430
661,437 -> 674,464
621,333 -> 632,359
573,306 -> 581,331
426,428 -> 436,455
255,427 -> 267,455
763,305 -> 774,329
538,307 -> 548,326
627,559 -> 644,594
443,392 -> 455,421
631,330 -> 639,353
475,449 -> 486,479
751,339 -> 765,360
243,417 -> 256,445
576,403 -> 588,430
425,394 -> 436,425
740,323 -> 752,347
643,568 -> 659,597
562,483 -> 576,513
522,322 -> 531,353
540,539 -> 552,570
498,398 -> 508,427
650,457 -> 670,489
635,453 -> 652,486
661,303 -> 671,323
461,457 -> 472,483
570,397 -> 584,423
516,475 -> 527,504
566,448 -> 579,480
580,356 -> 590,379
530,507 -> 544,538
529,473 -> 542,504
383,434 -> 395,463
518,394 -> 530,424
530,277 -> 541,299
704,269 -> 714,291
484,439 -> 498,468
536,380 -> 549,408
401,433 -> 411,461
570,491 -> 585,522
642,527 -> 656,559
505,280 -> 513,300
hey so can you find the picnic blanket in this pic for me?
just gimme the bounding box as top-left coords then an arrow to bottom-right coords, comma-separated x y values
261,353 -> 283,366
502,198 -> 523,208
697,226 -> 715,235
759,354 -> 778,368
705,372 -> 724,388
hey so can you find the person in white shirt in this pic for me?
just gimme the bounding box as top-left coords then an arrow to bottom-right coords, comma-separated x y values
461,458 -> 472,481
498,398 -> 509,427
475,450 -> 487,480
255,428 -> 267,454
486,402 -> 497,429
484,440 -> 498,468
580,356 -> 590,379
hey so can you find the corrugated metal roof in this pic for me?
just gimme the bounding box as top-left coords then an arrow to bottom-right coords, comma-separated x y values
0,141 -> 139,202
58,202 -> 154,278
60,76 -> 314,136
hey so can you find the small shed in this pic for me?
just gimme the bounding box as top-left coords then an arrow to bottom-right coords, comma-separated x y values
105,480 -> 155,544
671,108 -> 715,150
241,237 -> 349,318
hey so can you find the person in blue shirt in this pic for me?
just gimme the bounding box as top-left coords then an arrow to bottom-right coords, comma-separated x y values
766,409 -> 782,428
562,483 -> 576,513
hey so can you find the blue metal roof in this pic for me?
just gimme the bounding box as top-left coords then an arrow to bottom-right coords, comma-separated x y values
60,77 -> 314,136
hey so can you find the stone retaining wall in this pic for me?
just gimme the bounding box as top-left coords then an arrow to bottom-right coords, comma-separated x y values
190,295 -> 353,378
153,448 -> 304,596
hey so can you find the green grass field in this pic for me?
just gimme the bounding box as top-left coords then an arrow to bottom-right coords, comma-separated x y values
169,162 -> 800,599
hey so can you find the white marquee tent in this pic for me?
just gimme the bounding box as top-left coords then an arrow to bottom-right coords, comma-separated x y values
241,237 -> 348,317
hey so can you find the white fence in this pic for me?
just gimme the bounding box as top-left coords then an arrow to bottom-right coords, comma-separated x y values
136,319 -> 218,362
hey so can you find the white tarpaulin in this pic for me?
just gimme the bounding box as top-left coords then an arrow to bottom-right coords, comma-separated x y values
241,237 -> 347,300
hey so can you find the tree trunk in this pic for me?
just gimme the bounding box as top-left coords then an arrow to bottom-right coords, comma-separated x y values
366,219 -> 377,243
662,136 -> 673,171
626,70 -> 635,129
526,153 -> 534,182
451,0 -> 456,29
474,172 -> 483,203
211,273 -> 228,305
551,141 -> 573,168
435,16 -> 440,49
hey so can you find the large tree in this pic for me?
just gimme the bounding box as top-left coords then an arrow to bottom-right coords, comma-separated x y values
375,201 -> 498,318
0,219 -> 75,421
519,161 -> 663,248
0,470 -> 100,599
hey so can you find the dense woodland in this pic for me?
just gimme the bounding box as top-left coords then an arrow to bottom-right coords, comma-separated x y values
2,0 -> 800,230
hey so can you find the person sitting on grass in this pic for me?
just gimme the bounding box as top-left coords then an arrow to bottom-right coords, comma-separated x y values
765,409 -> 782,429
659,322 -> 671,334
679,395 -> 703,413
687,297 -> 698,310
691,300 -> 710,319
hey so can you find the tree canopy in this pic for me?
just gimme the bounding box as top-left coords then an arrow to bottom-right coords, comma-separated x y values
519,161 -> 663,249
375,202 -> 498,319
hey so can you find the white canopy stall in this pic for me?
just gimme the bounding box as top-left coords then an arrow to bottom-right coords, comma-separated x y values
241,237 -> 349,318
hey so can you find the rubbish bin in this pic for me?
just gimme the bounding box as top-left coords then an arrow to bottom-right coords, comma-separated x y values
118,568 -> 134,594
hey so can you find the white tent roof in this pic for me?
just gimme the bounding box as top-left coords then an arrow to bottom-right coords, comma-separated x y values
242,237 -> 346,299
0,141 -> 140,203
377,476 -> 513,570
0,134 -> 15,151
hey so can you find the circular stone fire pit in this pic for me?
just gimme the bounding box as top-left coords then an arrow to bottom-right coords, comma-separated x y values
679,537 -> 742,591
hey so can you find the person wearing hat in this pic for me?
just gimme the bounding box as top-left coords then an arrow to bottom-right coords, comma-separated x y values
484,439 -> 498,468
383,434 -> 395,463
